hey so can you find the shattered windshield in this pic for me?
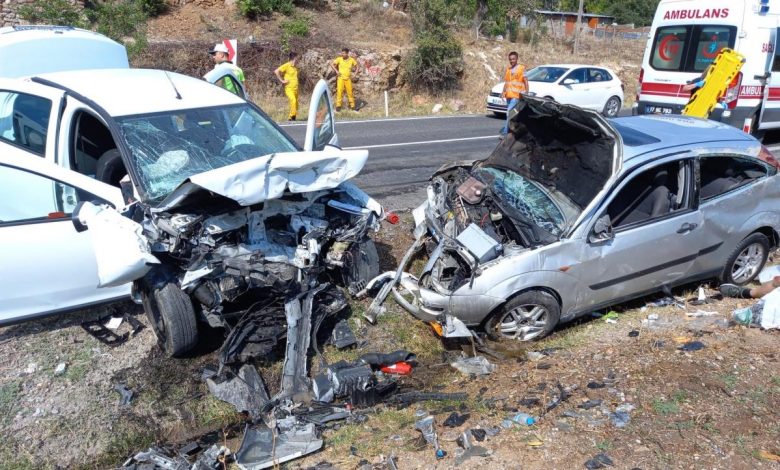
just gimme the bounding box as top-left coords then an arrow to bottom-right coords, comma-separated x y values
117,104 -> 297,204
475,166 -> 566,236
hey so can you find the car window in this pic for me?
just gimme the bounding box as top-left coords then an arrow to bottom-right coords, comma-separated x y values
587,68 -> 611,82
563,68 -> 587,84
606,160 -> 689,230
0,164 -> 94,224
0,91 -> 51,156
700,156 -> 768,201
526,67 -> 569,83
650,25 -> 736,72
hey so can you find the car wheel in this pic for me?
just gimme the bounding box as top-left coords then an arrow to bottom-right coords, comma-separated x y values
492,111 -> 505,118
141,283 -> 198,357
95,149 -> 126,187
485,290 -> 560,341
721,233 -> 770,285
603,96 -> 621,117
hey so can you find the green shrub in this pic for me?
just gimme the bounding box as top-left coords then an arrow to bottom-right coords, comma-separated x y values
86,0 -> 148,55
136,0 -> 168,17
403,30 -> 464,92
16,0 -> 87,27
404,0 -> 464,92
237,0 -> 293,19
280,16 -> 309,37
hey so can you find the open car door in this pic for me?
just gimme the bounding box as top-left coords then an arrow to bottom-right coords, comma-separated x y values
759,28 -> 780,130
203,66 -> 247,99
303,79 -> 339,151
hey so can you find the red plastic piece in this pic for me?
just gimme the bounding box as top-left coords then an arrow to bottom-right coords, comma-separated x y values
386,211 -> 399,225
380,361 -> 413,375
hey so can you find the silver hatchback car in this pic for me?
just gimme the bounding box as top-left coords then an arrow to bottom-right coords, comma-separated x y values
386,96 -> 780,341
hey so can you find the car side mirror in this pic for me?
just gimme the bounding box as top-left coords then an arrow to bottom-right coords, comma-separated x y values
589,214 -> 613,243
562,78 -> 576,85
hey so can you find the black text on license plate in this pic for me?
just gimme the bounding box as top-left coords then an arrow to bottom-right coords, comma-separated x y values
647,105 -> 672,114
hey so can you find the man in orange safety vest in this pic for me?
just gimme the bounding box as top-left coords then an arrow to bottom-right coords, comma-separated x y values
500,51 -> 529,136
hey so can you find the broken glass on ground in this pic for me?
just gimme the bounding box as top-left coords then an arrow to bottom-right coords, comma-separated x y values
450,355 -> 496,376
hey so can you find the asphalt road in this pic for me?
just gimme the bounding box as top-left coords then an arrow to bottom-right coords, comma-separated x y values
281,112 -> 780,211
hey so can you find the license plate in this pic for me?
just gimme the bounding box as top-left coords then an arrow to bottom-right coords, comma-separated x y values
646,105 -> 672,115
489,97 -> 505,105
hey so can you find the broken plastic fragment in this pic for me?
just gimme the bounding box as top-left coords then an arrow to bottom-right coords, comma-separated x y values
451,356 -> 496,376
235,423 -> 323,470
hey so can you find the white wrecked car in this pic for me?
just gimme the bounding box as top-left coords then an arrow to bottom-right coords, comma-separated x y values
69,77 -> 383,357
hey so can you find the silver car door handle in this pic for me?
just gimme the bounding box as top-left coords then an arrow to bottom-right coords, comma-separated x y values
677,222 -> 698,233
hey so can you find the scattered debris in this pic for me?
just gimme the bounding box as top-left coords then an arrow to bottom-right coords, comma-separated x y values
678,341 -> 705,352
470,428 -> 487,441
647,296 -> 684,309
23,363 -> 37,375
587,381 -> 606,389
524,434 -> 544,447
206,364 -> 269,420
526,351 -> 546,361
235,422 -> 323,470
415,414 -> 445,459
451,355 -> 496,376
54,363 -> 67,376
627,330 -> 639,337
687,310 -> 718,317
104,316 -> 123,330
578,399 -> 602,410
732,293 -> 780,329
647,313 -> 660,321
379,362 -> 413,375
386,391 -> 468,408
329,319 -> 357,349
81,316 -> 128,347
603,311 -> 619,323
443,412 -> 470,428
502,412 -> 535,427
114,384 -> 134,407
454,445 -> 489,465
121,447 -> 189,469
610,404 -> 635,428
545,383 -> 577,413
519,397 -> 540,407
584,452 -> 614,469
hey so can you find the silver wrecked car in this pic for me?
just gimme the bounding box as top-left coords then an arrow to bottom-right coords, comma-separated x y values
373,96 -> 780,341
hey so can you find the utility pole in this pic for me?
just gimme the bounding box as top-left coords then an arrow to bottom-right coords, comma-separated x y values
573,0 -> 584,54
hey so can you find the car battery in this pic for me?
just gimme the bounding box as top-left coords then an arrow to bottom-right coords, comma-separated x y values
456,223 -> 502,263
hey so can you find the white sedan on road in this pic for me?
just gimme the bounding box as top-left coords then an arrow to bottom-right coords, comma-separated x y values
486,64 -> 624,118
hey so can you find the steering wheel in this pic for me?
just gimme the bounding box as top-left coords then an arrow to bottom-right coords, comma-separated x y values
221,143 -> 263,160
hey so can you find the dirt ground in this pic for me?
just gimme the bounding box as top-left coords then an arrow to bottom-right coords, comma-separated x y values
1,218 -> 780,469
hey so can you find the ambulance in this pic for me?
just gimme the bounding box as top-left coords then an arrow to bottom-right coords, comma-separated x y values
636,0 -> 780,137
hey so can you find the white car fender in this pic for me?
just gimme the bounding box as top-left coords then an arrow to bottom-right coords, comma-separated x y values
73,201 -> 159,287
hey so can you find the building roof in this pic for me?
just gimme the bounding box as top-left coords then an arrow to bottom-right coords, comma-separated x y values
534,10 -> 616,19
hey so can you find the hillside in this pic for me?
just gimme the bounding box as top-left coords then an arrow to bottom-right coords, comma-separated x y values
138,0 -> 644,121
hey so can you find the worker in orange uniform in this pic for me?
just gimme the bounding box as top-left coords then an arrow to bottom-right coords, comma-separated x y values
500,51 -> 529,136
275,51 -> 300,121
331,48 -> 358,111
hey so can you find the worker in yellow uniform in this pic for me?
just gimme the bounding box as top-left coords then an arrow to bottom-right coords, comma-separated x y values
500,51 -> 529,136
331,48 -> 358,111
274,52 -> 300,121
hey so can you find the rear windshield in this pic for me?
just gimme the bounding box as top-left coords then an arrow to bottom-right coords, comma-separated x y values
650,25 -> 736,72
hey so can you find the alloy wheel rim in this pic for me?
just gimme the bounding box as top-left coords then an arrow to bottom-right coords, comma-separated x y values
498,303 -> 548,341
606,98 -> 619,116
731,243 -> 765,284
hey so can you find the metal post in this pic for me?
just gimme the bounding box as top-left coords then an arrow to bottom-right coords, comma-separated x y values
573,0 -> 584,54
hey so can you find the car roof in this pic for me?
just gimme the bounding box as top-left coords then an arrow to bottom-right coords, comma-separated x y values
534,64 -> 614,71
33,68 -> 244,116
612,115 -> 758,162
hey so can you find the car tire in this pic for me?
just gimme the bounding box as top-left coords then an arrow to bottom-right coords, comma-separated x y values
721,233 -> 770,285
492,111 -> 505,118
95,149 -> 126,187
484,290 -> 560,342
141,283 -> 198,357
603,96 -> 621,117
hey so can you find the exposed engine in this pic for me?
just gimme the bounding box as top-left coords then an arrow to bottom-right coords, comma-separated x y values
137,185 -> 380,356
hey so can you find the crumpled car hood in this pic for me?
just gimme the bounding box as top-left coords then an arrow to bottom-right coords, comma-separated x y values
484,95 -> 622,210
154,148 -> 369,212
